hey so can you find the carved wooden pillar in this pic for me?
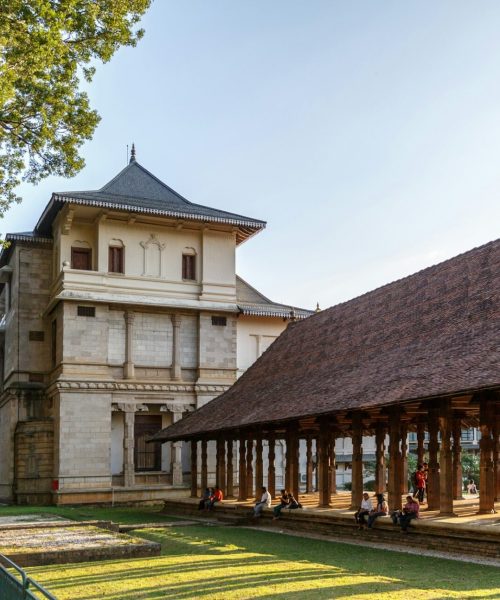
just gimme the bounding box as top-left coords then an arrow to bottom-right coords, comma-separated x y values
123,311 -> 135,379
290,427 -> 300,499
305,436 -> 313,494
190,440 -> 198,497
416,421 -> 425,465
171,314 -> 182,381
255,437 -> 263,499
246,438 -> 254,499
226,439 -> 234,498
238,437 -> 247,501
479,395 -> 495,514
452,416 -> 463,500
216,438 -> 226,495
267,434 -> 276,499
427,406 -> 440,510
350,413 -> 363,509
200,439 -> 208,491
400,423 -> 408,494
375,423 -> 386,494
170,409 -> 183,486
330,432 -> 337,495
317,425 -> 331,507
495,403 -> 500,502
438,399 -> 454,515
388,407 -> 402,511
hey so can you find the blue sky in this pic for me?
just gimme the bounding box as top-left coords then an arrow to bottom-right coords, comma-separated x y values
6,1 -> 500,309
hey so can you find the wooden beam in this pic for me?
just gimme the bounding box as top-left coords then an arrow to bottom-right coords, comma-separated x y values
427,406 -> 440,511
388,406 -> 402,512
226,439 -> 234,498
350,412 -> 364,509
439,399 -> 455,516
238,437 -> 247,501
479,394 -> 495,514
190,440 -> 198,498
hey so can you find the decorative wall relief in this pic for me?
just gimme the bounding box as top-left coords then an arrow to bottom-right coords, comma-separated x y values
140,234 -> 165,278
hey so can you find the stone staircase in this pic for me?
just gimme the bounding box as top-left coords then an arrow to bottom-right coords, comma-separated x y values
162,499 -> 500,562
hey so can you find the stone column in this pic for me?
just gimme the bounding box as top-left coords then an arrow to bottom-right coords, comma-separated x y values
200,439 -> 208,491
238,437 -> 247,501
246,438 -> 254,498
216,438 -> 226,494
268,434 -> 276,499
226,439 -> 234,498
305,436 -> 313,494
318,425 -> 331,507
171,314 -> 182,381
190,440 -> 198,497
479,395 -> 495,514
123,407 -> 135,487
438,399 -> 454,515
350,413 -> 363,509
330,433 -> 337,495
416,421 -> 425,465
452,416 -> 463,500
255,437 -> 263,500
170,409 -> 183,486
427,406 -> 440,511
375,423 -> 386,494
388,407 -> 402,511
400,423 -> 408,494
123,311 -> 135,379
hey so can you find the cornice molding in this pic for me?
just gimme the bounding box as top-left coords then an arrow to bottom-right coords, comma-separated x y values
52,380 -> 231,394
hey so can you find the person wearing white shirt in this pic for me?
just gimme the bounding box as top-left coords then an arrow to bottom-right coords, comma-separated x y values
354,492 -> 373,529
253,486 -> 272,517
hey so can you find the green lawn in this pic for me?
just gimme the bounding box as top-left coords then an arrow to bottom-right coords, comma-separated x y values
0,504 -> 181,525
22,524 -> 500,600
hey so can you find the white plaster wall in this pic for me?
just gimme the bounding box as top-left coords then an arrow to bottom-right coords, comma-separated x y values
111,411 -> 124,475
236,315 -> 287,376
202,231 -> 235,286
60,222 -> 97,269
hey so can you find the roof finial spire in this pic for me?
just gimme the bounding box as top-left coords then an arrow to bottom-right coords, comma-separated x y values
130,143 -> 136,163
315,302 -> 321,313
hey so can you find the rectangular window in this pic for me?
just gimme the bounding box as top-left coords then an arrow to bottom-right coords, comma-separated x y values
29,330 -> 45,342
182,254 -> 196,280
108,246 -> 124,274
211,316 -> 227,326
77,305 -> 95,317
51,319 -> 57,367
134,415 -> 162,471
71,247 -> 92,270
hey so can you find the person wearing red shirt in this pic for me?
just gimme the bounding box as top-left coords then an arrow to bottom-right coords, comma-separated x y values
208,486 -> 223,510
414,464 -> 426,503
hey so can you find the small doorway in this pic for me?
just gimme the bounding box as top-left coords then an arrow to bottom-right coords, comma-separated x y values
134,414 -> 162,471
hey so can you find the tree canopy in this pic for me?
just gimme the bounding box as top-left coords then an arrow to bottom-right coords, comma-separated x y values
0,0 -> 151,214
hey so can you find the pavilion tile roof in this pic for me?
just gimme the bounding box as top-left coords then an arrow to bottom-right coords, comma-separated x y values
236,276 -> 313,319
154,238 -> 500,442
35,159 -> 266,244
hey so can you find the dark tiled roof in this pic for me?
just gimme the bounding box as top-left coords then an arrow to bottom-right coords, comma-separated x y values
155,239 -> 500,441
35,160 -> 266,244
236,276 -> 313,319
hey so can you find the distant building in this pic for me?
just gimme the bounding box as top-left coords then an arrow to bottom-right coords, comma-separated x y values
0,149 -> 312,505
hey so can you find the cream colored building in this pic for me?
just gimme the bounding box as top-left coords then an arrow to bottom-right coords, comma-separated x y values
0,151 -> 311,505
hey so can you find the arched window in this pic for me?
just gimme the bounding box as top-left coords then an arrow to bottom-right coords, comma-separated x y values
182,247 -> 196,281
109,239 -> 124,274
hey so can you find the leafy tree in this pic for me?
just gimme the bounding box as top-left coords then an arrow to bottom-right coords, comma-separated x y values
461,452 -> 480,489
0,0 -> 151,213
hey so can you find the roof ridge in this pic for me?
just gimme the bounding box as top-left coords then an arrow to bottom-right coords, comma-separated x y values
100,160 -> 193,206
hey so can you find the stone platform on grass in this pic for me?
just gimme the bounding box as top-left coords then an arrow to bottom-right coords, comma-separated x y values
0,515 -> 161,567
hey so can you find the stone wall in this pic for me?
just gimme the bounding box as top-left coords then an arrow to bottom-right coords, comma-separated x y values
133,312 -> 172,367
15,419 -> 54,504
54,391 -> 112,490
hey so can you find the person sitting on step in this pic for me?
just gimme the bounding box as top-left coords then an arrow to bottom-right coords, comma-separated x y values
286,492 -> 302,510
253,486 -> 272,517
397,495 -> 420,532
198,487 -> 211,510
207,486 -> 223,510
366,493 -> 389,529
354,492 -> 373,529
273,489 -> 290,519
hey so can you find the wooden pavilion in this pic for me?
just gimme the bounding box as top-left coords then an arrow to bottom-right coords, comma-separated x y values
153,239 -> 500,515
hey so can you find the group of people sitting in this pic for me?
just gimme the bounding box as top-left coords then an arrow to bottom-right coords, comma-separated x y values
354,492 -> 420,532
198,486 -> 223,511
253,487 -> 303,518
